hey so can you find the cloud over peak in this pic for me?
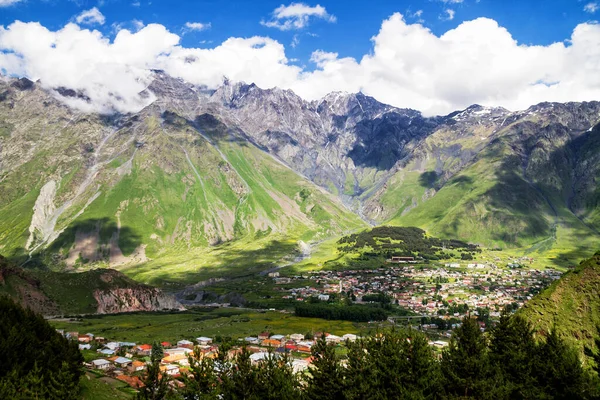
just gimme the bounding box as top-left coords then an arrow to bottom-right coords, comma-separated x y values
2,13 -> 600,116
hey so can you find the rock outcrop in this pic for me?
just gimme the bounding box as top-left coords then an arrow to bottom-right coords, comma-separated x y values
94,287 -> 184,314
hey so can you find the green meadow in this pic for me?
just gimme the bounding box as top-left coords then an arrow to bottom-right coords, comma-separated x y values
49,308 -> 372,344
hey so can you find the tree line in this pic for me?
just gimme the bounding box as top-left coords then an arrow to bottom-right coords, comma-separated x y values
140,311 -> 600,400
294,302 -> 388,322
0,296 -> 83,399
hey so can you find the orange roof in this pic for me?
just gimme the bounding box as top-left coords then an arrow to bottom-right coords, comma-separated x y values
132,361 -> 146,368
115,375 -> 145,388
137,344 -> 152,350
262,339 -> 281,347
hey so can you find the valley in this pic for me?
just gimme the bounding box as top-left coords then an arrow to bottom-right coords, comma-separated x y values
2,72 -> 600,399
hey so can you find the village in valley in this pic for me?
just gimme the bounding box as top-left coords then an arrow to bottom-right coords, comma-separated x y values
55,255 -> 565,392
59,329 -> 362,391
272,256 -> 563,320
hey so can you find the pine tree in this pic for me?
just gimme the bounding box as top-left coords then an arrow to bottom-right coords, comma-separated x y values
533,328 -> 588,400
405,331 -> 443,399
0,296 -> 83,398
22,361 -> 46,400
254,351 -> 302,400
181,347 -> 218,400
220,346 -> 258,400
488,311 -> 538,399
138,342 -> 170,400
0,370 -> 21,399
306,335 -> 345,400
344,338 -> 380,400
369,330 -> 411,399
441,316 -> 494,399
47,361 -> 80,400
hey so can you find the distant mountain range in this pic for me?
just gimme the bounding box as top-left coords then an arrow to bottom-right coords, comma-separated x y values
1,72 -> 600,275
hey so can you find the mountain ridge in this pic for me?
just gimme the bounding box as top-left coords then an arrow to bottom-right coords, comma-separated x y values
2,71 -> 600,283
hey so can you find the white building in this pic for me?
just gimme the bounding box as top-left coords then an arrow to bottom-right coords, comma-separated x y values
163,364 -> 180,376
91,359 -> 111,370
342,334 -> 358,342
165,347 -> 193,356
250,352 -> 269,364
244,337 -> 260,345
325,334 -> 342,344
289,333 -> 305,342
196,337 -> 213,345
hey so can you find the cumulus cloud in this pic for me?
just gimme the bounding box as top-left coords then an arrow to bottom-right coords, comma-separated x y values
440,9 -> 455,21
2,14 -> 600,116
0,0 -> 23,6
75,7 -> 106,26
584,2 -> 599,13
184,22 -> 211,31
261,2 -> 336,30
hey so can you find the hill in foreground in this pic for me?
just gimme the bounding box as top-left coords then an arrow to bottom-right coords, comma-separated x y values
520,251 -> 600,353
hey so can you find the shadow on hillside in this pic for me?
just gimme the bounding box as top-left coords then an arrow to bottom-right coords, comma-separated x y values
460,120 -> 600,260
347,113 -> 440,171
44,217 -> 142,260
141,239 -> 300,288
418,171 -> 438,188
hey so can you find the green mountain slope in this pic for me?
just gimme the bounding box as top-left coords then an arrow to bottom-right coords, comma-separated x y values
380,105 -> 600,267
520,252 -> 600,355
0,80 -> 364,285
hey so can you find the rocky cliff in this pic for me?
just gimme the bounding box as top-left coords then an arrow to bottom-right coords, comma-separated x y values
94,287 -> 184,314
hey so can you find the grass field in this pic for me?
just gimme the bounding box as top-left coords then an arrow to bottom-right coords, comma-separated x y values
49,308 -> 373,344
80,371 -> 135,400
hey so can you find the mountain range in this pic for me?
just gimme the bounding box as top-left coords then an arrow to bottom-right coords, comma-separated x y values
1,72 -> 600,284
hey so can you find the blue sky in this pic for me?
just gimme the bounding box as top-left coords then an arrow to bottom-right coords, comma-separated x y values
2,0 -> 597,68
2,0 -> 600,115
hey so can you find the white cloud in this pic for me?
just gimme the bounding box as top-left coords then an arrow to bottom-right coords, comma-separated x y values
261,2 -> 336,31
0,0 -> 23,6
132,19 -> 144,31
75,7 -> 106,26
291,34 -> 300,48
407,9 -> 424,24
3,14 -> 600,116
584,2 -> 599,13
184,22 -> 211,31
440,0 -> 463,3
440,9 -> 455,21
